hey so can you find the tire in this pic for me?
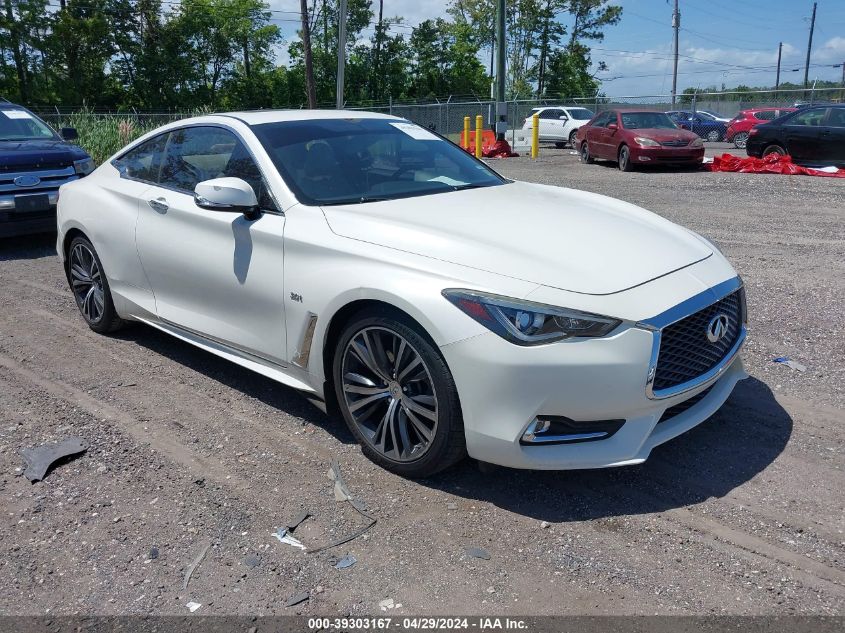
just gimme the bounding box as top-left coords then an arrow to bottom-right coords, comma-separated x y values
332,310 -> 466,478
580,142 -> 594,164
763,144 -> 786,157
618,145 -> 633,172
568,129 -> 578,148
733,132 -> 749,149
706,130 -> 721,142
67,236 -> 125,334
554,141 -> 566,149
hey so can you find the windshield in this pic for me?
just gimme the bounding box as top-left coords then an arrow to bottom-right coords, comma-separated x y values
251,118 -> 506,206
0,108 -> 58,141
695,111 -> 717,121
620,112 -> 678,130
567,108 -> 594,120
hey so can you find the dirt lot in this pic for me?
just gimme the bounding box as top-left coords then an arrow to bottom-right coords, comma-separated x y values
1,145 -> 843,617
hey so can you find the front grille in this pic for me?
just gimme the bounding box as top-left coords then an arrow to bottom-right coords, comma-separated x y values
0,166 -> 78,196
0,161 -> 71,172
653,290 -> 743,391
657,385 -> 713,424
661,139 -> 689,147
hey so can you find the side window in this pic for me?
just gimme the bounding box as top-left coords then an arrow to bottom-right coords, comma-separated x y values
113,133 -> 168,183
789,108 -> 826,126
826,108 -> 845,128
539,109 -> 558,120
159,126 -> 275,209
591,113 -> 608,128
754,111 -> 775,121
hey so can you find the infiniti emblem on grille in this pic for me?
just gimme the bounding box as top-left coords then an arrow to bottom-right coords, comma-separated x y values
14,174 -> 40,187
706,314 -> 730,343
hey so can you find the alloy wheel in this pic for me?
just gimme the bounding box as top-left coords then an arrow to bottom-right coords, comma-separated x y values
734,132 -> 748,149
340,326 -> 439,463
70,243 -> 105,323
707,130 -> 720,142
619,146 -> 630,171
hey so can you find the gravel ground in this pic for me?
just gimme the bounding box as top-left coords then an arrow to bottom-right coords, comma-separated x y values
0,143 -> 843,617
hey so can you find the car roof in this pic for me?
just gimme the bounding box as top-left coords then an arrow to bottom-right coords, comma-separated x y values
205,109 -> 402,125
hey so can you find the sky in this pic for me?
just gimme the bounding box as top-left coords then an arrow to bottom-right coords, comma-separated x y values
265,0 -> 845,97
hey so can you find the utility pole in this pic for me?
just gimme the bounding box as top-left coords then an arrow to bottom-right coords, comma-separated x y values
803,1 -> 816,90
495,0 -> 506,140
336,0 -> 348,109
300,0 -> 316,108
373,0 -> 384,101
671,0 -> 680,105
775,42 -> 782,92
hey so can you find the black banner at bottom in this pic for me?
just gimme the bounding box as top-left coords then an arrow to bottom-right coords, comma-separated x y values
0,616 -> 843,633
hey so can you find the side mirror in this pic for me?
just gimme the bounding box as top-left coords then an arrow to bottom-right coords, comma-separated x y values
194,177 -> 260,220
60,127 -> 78,141
607,123 -> 618,131
559,115 -> 568,121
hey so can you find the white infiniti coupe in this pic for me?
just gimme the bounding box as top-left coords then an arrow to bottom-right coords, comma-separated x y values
57,110 -> 747,477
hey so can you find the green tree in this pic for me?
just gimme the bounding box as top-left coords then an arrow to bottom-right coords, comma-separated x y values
49,1 -> 119,106
406,19 -> 487,100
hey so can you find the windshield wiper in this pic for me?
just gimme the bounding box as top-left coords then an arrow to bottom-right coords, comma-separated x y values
451,183 -> 493,192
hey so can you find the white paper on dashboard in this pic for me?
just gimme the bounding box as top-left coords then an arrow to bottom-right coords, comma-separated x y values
2,110 -> 33,119
389,122 -> 439,140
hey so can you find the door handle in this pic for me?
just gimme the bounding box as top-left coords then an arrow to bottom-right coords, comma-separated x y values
148,197 -> 169,212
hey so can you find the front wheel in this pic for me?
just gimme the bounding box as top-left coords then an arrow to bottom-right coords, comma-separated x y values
707,130 -> 721,142
763,144 -> 786,157
67,236 -> 125,334
733,132 -> 749,149
333,311 -> 466,478
568,129 -> 578,148
580,142 -> 594,164
618,145 -> 633,172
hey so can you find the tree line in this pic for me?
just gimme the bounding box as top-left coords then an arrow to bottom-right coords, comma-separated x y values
0,0 -> 622,110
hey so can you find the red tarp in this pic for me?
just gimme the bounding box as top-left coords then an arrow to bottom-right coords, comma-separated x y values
461,133 -> 520,158
707,152 -> 845,178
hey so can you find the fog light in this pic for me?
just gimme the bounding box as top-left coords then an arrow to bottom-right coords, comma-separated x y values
521,416 -> 626,445
523,418 -> 550,441
638,156 -> 651,161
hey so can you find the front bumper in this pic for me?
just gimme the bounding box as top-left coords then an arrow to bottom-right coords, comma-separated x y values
629,145 -> 705,164
441,278 -> 747,470
0,191 -> 59,238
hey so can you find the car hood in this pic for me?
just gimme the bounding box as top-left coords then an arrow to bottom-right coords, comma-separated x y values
627,128 -> 700,142
0,140 -> 88,170
321,181 -> 712,295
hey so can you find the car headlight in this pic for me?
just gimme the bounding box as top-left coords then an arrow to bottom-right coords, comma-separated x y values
633,137 -> 660,147
690,138 -> 704,147
73,157 -> 95,176
442,289 -> 622,346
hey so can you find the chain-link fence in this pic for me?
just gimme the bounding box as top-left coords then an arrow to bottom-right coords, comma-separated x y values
350,87 -> 844,138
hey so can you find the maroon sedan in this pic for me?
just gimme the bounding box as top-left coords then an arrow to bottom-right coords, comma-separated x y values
575,110 -> 704,171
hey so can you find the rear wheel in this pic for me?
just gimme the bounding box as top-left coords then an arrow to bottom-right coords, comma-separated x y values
67,236 -> 125,334
733,132 -> 749,149
333,311 -> 465,478
568,129 -> 578,148
762,144 -> 786,157
580,142 -> 594,164
706,130 -> 721,142
618,145 -> 633,172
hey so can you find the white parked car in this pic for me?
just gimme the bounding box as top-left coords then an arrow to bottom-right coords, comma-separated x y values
57,110 -> 747,477
522,106 -> 595,147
